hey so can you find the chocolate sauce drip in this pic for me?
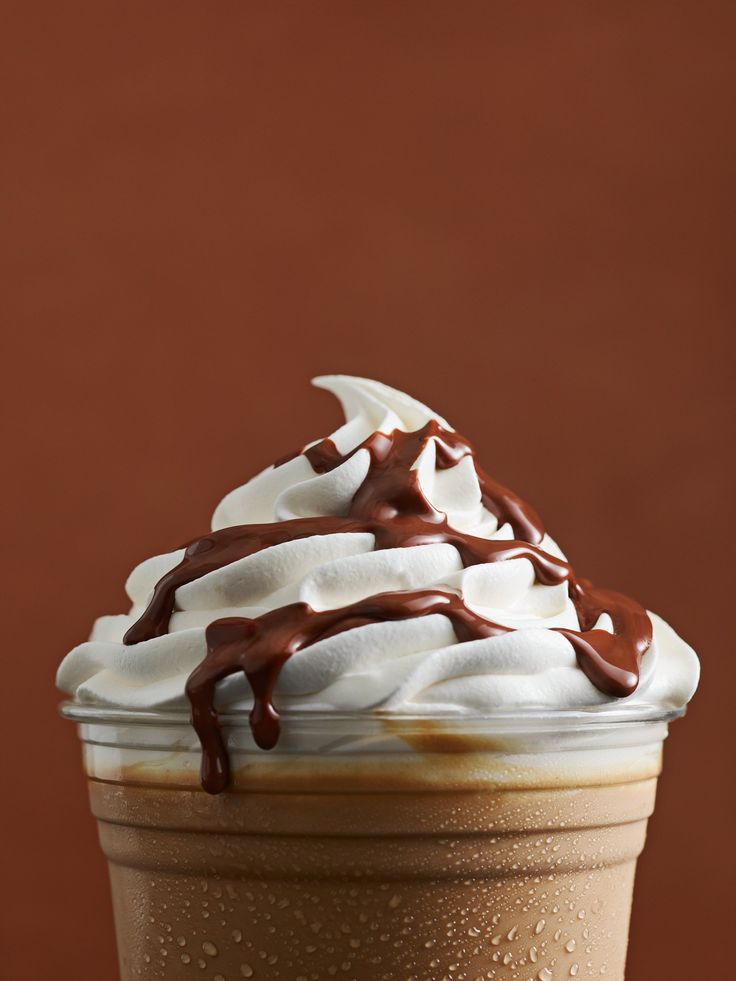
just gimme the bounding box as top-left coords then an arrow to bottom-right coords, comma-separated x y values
124,419 -> 654,793
186,590 -> 509,794
557,581 -> 653,697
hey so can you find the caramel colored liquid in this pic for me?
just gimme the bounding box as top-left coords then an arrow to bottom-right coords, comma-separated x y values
90,776 -> 655,980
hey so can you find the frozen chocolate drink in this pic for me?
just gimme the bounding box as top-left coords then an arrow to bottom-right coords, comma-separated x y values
58,376 -> 699,980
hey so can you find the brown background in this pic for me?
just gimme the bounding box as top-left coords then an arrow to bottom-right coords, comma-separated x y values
2,2 -> 733,978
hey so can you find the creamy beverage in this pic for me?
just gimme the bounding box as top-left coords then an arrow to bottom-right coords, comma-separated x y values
58,376 -> 699,979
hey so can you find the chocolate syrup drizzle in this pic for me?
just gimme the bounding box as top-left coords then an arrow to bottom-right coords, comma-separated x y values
186,590 -> 508,794
124,421 -> 652,794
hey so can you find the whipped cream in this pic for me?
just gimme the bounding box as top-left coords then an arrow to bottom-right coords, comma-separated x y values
58,376 -> 699,718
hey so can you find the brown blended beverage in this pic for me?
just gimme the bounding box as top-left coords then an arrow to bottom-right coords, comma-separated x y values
67,706 -> 672,980
58,377 -> 699,980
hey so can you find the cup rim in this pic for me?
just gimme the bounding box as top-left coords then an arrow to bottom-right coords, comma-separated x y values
59,699 -> 684,732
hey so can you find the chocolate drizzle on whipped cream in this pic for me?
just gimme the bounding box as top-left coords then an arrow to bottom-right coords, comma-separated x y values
301,423 -> 545,546
124,420 -> 653,794
187,590 -> 508,794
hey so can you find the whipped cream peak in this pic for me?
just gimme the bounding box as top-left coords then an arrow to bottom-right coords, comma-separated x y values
312,374 -> 453,443
58,376 -> 700,793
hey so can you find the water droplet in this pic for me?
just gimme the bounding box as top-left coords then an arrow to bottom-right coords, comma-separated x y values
388,894 -> 402,908
181,953 -> 191,964
507,925 -> 518,941
530,945 -> 538,962
566,939 -> 577,952
535,919 -> 546,935
203,941 -> 218,956
538,970 -> 553,981
570,964 -> 579,977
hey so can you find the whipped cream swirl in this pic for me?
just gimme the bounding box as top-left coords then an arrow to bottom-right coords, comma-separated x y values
58,376 -> 699,721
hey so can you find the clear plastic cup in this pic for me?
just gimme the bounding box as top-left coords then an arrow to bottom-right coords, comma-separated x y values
62,703 -> 679,980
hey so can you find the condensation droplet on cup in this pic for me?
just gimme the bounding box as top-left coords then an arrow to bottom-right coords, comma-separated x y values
570,965 -> 579,977
566,939 -> 577,952
240,966 -> 254,978
535,919 -> 546,935
538,969 -> 553,981
203,941 -> 218,956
